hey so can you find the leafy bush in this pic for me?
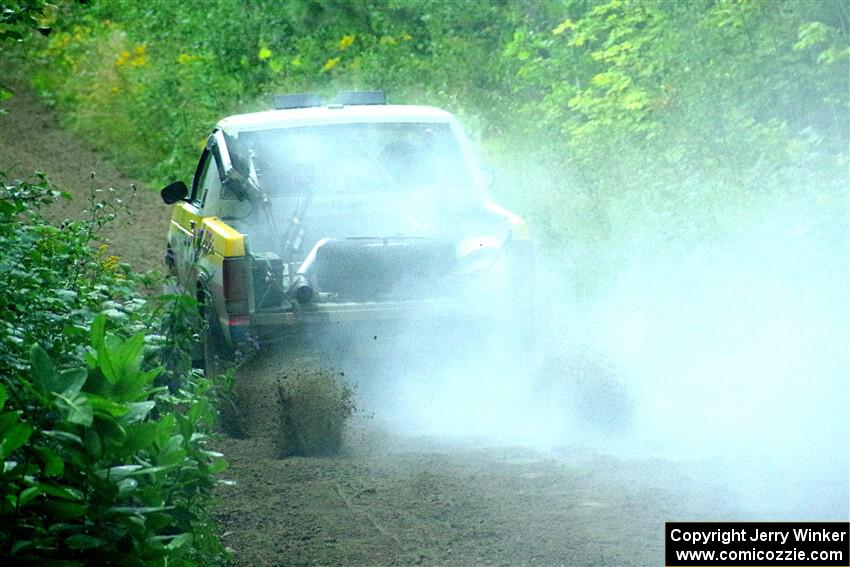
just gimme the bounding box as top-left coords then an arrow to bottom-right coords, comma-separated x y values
0,173 -> 229,565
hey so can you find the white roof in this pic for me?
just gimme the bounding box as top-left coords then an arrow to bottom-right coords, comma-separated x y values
218,104 -> 455,133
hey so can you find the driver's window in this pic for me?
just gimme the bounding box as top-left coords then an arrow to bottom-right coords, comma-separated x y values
192,151 -> 222,212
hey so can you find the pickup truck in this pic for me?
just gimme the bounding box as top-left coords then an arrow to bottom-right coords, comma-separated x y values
160,91 -> 534,374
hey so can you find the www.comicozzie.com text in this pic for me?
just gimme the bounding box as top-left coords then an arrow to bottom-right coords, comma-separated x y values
670,527 -> 847,546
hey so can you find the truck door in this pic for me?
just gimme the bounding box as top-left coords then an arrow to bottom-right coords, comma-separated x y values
169,135 -> 224,286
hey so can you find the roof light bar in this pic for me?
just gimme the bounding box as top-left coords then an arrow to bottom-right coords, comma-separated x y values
335,90 -> 386,105
273,93 -> 322,109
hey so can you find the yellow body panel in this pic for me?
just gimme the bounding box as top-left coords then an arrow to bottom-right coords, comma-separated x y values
202,218 -> 245,257
169,202 -> 245,259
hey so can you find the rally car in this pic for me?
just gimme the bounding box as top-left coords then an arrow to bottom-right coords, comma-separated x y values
160,91 -> 534,373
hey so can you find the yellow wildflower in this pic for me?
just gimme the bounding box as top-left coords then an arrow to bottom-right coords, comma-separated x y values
321,57 -> 340,72
116,50 -> 130,66
134,44 -> 147,55
258,46 -> 272,60
130,54 -> 147,67
102,255 -> 120,271
338,34 -> 355,51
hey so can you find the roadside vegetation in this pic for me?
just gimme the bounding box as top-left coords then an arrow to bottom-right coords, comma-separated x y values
1,5 -> 231,565
4,0 -> 847,296
0,0 -> 847,564
0,171 -> 230,564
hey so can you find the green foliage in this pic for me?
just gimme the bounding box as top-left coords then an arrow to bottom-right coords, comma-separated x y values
0,174 -> 229,565
0,173 -> 138,377
4,0 -> 847,296
0,0 -> 52,42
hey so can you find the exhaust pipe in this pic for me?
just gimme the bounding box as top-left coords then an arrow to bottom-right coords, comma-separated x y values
286,237 -> 332,305
289,274 -> 314,304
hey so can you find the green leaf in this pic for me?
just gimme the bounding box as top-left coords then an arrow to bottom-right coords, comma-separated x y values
117,477 -> 138,498
552,18 -> 574,35
96,464 -> 142,480
0,384 -> 7,410
97,345 -> 118,383
10,539 -> 34,556
85,428 -> 101,458
19,486 -> 42,507
209,458 -> 229,475
0,421 -> 33,460
42,430 -> 83,446
113,367 -> 160,402
66,534 -> 106,550
107,504 -> 175,515
34,482 -> 84,501
121,422 -> 158,453
794,21 -> 829,51
122,464 -> 175,477
89,394 -> 130,417
38,448 -> 64,477
85,350 -> 97,369
166,532 -> 192,551
94,415 -> 126,446
114,332 -> 145,376
158,447 -> 186,467
121,401 -> 155,424
0,411 -> 22,436
91,317 -> 118,382
30,344 -> 60,397
43,501 -> 87,520
91,313 -> 106,351
162,434 -> 184,454
54,392 -> 93,426
59,367 -> 88,397
269,58 -> 284,73
96,464 -> 176,480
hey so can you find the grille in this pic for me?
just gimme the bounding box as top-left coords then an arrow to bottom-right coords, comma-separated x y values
313,238 -> 456,301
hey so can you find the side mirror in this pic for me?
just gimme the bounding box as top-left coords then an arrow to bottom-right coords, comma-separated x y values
160,181 -> 188,204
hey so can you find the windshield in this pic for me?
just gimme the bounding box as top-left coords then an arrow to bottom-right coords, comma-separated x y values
232,122 -> 474,198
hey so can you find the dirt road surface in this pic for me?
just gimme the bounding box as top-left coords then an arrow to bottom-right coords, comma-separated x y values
0,80 -> 169,272
2,83 -> 742,566
215,340 -> 737,567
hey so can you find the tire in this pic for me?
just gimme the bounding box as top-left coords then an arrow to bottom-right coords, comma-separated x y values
202,296 -> 233,378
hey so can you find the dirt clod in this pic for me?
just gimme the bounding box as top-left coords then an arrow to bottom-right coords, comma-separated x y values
275,370 -> 355,457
